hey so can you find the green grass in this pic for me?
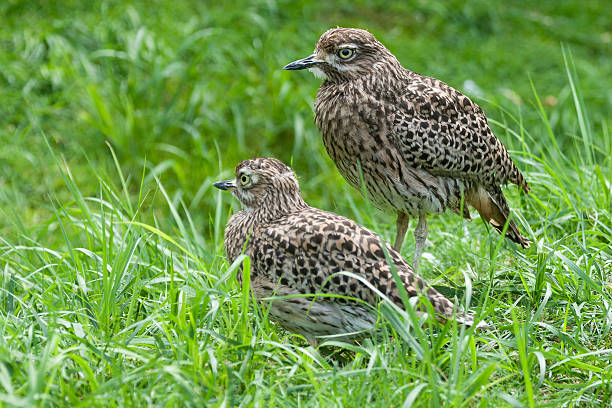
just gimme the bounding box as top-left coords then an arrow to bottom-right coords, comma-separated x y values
1,0 -> 611,406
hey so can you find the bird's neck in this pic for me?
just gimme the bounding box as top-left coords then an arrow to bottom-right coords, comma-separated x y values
225,195 -> 307,263
255,190 -> 308,222
241,191 -> 308,227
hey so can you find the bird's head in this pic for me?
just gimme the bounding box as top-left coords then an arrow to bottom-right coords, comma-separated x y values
283,27 -> 397,82
214,158 -> 306,213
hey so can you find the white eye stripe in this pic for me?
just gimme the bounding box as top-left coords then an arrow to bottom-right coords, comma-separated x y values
335,64 -> 360,72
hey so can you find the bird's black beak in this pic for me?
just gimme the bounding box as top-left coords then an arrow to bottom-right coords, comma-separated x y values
213,179 -> 235,191
283,54 -> 321,70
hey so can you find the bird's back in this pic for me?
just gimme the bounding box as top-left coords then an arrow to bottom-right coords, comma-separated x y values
243,206 -> 457,319
390,70 -> 529,191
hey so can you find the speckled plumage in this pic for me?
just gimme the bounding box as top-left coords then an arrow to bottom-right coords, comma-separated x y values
215,158 -> 482,346
284,27 -> 530,270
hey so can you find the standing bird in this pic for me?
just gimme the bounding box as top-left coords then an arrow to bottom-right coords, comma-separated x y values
215,158 -> 483,346
284,27 -> 530,271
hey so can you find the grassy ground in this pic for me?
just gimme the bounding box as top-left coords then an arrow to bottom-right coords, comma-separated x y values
0,0 -> 611,406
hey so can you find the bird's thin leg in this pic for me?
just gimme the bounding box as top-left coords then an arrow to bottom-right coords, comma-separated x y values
413,216 -> 428,272
394,212 -> 410,251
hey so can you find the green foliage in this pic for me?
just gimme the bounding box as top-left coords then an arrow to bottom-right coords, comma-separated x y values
0,0 -> 610,406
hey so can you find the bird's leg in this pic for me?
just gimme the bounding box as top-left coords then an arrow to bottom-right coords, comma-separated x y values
413,216 -> 428,272
393,212 -> 409,251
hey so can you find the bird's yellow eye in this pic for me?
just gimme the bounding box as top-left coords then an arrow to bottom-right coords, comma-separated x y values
240,174 -> 250,186
337,48 -> 354,59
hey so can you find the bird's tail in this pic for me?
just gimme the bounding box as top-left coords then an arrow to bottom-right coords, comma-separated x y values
513,167 -> 530,194
466,184 -> 530,249
455,313 -> 491,330
421,286 -> 490,330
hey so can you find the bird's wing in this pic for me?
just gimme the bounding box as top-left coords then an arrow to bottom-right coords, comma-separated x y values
389,73 -> 529,192
248,207 -> 456,319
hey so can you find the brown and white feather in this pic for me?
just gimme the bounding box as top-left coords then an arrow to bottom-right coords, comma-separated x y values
299,27 -> 530,248
220,158 -> 478,344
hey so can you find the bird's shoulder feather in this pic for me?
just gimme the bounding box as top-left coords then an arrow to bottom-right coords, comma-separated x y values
386,71 -> 523,188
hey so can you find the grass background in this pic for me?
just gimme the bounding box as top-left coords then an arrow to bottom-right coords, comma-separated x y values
0,0 -> 610,406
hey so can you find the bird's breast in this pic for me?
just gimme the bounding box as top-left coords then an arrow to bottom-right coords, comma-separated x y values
224,211 -> 257,264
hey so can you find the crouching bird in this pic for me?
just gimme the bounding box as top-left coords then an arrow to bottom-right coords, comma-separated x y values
215,158 -> 487,346
284,27 -> 530,271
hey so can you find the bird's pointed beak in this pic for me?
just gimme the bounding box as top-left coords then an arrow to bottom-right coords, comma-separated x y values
283,54 -> 322,70
213,179 -> 236,191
